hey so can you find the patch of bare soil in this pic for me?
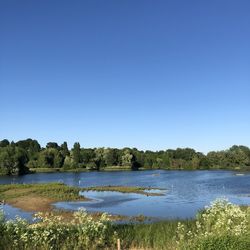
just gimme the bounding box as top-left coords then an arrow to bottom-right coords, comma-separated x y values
8,195 -> 54,212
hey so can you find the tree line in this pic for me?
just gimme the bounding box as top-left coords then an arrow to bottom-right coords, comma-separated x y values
0,139 -> 250,175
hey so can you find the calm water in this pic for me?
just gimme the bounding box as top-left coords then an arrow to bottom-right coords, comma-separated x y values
1,170 -> 250,220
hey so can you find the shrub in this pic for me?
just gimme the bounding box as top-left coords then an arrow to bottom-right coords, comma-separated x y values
0,209 -> 117,250
176,198 -> 250,249
193,235 -> 250,250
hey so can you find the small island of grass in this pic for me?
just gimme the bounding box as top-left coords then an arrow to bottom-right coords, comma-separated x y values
0,183 -> 87,212
0,183 -> 165,213
83,185 -> 166,196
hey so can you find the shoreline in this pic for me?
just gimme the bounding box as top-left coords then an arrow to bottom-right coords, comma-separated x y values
22,167 -> 250,175
0,183 -> 165,213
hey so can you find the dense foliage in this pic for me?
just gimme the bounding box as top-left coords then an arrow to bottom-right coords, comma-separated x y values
176,199 -> 250,250
0,209 -> 116,250
0,200 -> 249,249
1,138 -> 250,175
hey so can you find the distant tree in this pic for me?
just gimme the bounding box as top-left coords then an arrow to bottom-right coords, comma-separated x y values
81,148 -> 95,165
152,158 -> 163,169
121,149 -> 137,169
16,139 -> 41,160
131,149 -> 145,168
63,155 -> 74,169
207,151 -> 228,168
0,145 -> 28,175
94,148 -> 105,169
2,137 -> 250,174
86,161 -> 98,170
228,145 -> 250,167
46,142 -> 59,149
37,148 -> 64,168
143,150 -> 157,168
173,148 -> 196,161
190,155 -> 200,169
103,148 -> 117,166
0,139 -> 10,148
61,142 -> 70,157
72,142 -> 81,166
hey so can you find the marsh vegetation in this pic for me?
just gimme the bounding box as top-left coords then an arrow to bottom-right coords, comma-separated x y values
0,183 -> 164,212
1,199 -> 250,250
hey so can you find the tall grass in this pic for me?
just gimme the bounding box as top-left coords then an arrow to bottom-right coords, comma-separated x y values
114,220 -> 195,250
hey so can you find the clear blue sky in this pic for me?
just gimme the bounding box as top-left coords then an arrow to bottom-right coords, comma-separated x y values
0,0 -> 249,153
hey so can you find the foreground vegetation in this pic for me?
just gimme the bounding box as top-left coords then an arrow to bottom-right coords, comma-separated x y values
0,199 -> 249,250
1,138 -> 250,175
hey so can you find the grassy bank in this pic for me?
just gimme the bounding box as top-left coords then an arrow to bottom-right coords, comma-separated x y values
0,183 -> 87,212
29,166 -> 133,173
29,168 -> 89,173
83,185 -> 166,196
0,183 -> 164,212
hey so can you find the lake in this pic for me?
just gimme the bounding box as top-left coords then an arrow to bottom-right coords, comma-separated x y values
1,170 -> 250,221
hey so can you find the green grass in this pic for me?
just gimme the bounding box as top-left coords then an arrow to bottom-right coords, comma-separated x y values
29,168 -> 89,173
0,183 -> 165,213
83,185 -> 166,196
30,166 -> 134,173
0,183 -> 165,201
100,165 -> 132,171
114,220 -> 196,250
30,167 -> 133,173
0,183 -> 86,203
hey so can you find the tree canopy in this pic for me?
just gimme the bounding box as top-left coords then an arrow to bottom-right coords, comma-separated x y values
0,138 -> 250,175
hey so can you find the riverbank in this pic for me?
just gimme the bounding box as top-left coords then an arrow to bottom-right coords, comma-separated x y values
29,166 -> 133,173
83,185 -> 166,196
0,183 -> 87,212
0,183 -> 164,212
26,167 -> 250,175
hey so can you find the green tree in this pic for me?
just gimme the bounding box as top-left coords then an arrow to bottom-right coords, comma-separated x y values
103,148 -> 117,166
0,145 -> 29,175
61,142 -> 70,157
46,142 -> 59,149
16,139 -> 41,160
72,142 -> 81,167
81,148 -> 95,165
37,148 -> 64,168
0,139 -> 10,148
121,149 -> 137,169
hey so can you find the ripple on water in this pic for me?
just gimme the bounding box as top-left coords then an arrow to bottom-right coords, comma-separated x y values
1,170 -> 250,220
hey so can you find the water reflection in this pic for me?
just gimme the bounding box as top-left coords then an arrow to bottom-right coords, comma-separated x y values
0,170 -> 250,220
2,204 -> 33,222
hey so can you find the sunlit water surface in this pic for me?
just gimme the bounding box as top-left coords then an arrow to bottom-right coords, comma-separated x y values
1,170 -> 250,221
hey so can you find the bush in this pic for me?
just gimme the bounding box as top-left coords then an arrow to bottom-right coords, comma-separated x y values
0,209 -> 117,250
176,199 -> 250,249
194,235 -> 250,250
